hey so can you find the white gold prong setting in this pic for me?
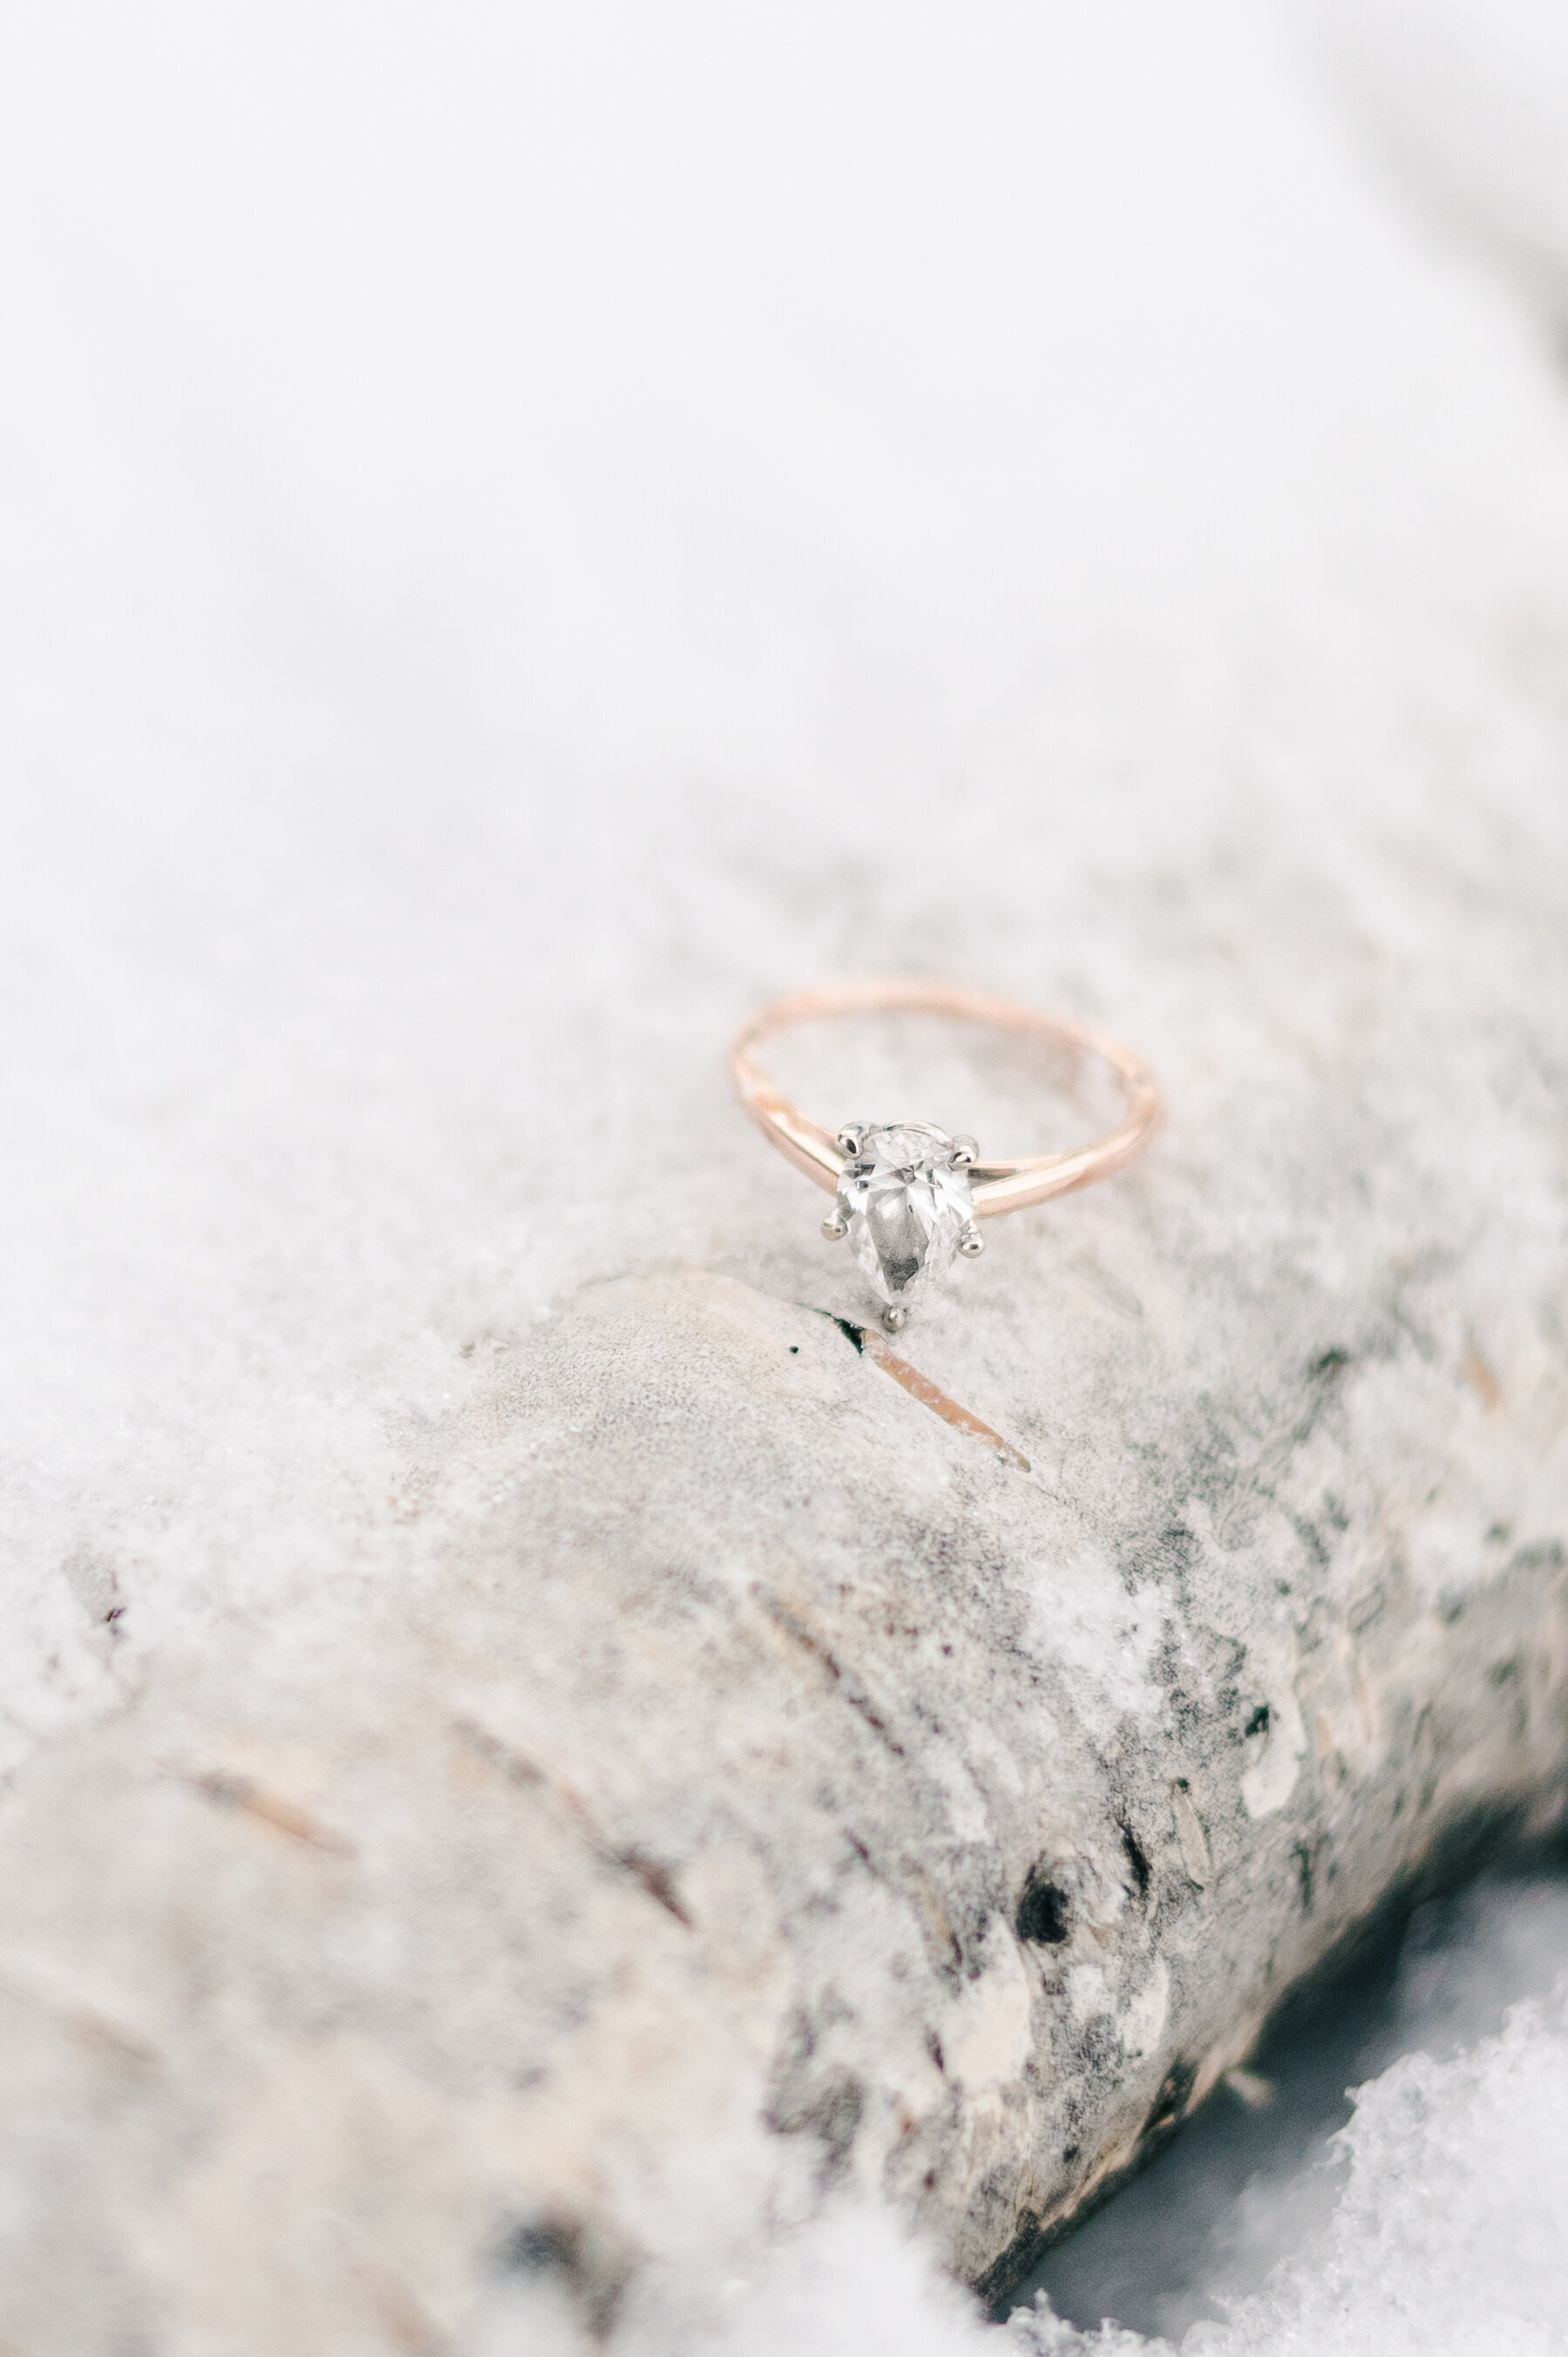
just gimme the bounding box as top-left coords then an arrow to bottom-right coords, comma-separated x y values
825,1121 -> 979,1328
881,1305 -> 909,1332
959,1222 -> 986,1258
950,1134 -> 978,1169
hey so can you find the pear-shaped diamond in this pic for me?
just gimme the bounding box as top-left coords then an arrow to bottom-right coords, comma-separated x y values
835,1123 -> 975,1314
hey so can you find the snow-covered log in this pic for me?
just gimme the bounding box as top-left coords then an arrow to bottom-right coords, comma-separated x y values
3,1183 -> 1567,2352
7,3 -> 1568,2353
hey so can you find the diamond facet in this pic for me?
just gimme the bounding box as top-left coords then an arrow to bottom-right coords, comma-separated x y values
833,1123 -> 976,1314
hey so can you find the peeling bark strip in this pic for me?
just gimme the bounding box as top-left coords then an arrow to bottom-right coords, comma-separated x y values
0,1261 -> 1564,2352
453,1715 -> 694,1924
860,1328 -> 1033,1471
809,1305 -> 1031,1467
180,1766 -> 356,1857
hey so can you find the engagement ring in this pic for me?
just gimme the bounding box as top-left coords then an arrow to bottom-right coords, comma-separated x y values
730,979 -> 1161,1329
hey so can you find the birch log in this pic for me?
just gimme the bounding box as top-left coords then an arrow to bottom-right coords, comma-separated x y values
3,1155 -> 1567,2354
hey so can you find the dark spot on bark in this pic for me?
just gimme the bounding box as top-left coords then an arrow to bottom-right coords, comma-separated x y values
1289,1511 -> 1331,1572
1078,2017 -> 1122,2075
499,2220 -> 580,2276
926,2028 -> 945,2075
453,1716 -> 546,1786
494,2215 -> 626,2336
789,1344 -> 798,1354
610,1845 -> 692,1926
1015,1870 -> 1071,1946
769,2068 -> 865,2184
1295,1841 -> 1314,1912
848,1694 -> 901,1752
1144,2055 -> 1198,2140
774,2005 -> 817,2074
1062,2143 -> 1080,2164
1347,1585 -> 1385,1634
1118,1820 -> 1151,1905
1309,1347 -> 1350,1379
1161,1524 -> 1200,1572
1244,1702 -> 1271,1738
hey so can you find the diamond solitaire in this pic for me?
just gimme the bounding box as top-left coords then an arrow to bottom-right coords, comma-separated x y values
823,1123 -> 983,1328
729,979 -> 1162,1331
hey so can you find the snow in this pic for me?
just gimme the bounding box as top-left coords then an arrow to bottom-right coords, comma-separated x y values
1010,1876 -> 1568,2356
667,1879 -> 1568,2355
1015,1874 -> 1568,2351
4,0 -> 1568,2346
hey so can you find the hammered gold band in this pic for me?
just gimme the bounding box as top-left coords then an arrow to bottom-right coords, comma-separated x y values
729,978 -> 1161,1217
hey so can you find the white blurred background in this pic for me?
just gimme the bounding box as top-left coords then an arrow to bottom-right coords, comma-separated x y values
4,3 -> 1568,2348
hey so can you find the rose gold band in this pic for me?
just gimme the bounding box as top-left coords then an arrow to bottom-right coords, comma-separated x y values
729,978 -> 1161,1217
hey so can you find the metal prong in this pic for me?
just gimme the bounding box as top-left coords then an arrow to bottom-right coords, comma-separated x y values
881,1304 -> 909,1333
836,1123 -> 867,1157
821,1212 -> 848,1241
959,1222 -> 985,1258
951,1134 -> 978,1169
